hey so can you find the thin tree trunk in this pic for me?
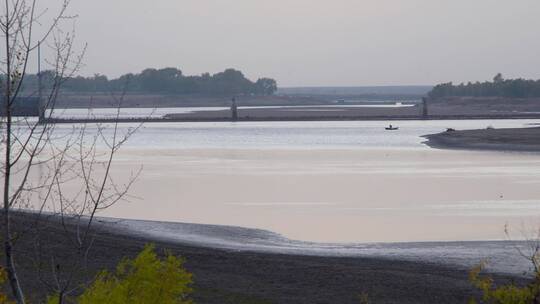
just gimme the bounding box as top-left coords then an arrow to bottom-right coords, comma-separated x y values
3,71 -> 26,304
57,290 -> 64,304
3,0 -> 26,301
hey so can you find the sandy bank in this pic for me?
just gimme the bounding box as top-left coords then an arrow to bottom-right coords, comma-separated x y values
423,127 -> 540,152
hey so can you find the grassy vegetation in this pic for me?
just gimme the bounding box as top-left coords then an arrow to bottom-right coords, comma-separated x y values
45,245 -> 193,304
469,262 -> 540,304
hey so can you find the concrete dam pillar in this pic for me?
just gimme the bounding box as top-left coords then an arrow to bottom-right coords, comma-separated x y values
231,97 -> 238,121
422,97 -> 429,119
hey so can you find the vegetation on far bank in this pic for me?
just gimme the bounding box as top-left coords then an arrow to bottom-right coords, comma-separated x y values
18,68 -> 277,96
429,74 -> 540,99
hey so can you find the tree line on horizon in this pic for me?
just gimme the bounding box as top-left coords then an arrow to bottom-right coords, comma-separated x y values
429,73 -> 540,99
20,67 -> 278,96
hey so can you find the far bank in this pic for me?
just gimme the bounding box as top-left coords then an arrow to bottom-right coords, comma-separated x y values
424,126 -> 540,152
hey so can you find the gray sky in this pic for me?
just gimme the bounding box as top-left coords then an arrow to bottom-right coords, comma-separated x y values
62,0 -> 540,86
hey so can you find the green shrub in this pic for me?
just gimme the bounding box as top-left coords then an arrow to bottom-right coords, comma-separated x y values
469,262 -> 539,304
76,244 -> 193,304
0,268 -> 13,304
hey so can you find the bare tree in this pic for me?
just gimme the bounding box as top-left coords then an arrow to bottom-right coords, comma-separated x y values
27,92 -> 143,304
1,1 -> 141,303
505,223 -> 540,276
470,225 -> 540,303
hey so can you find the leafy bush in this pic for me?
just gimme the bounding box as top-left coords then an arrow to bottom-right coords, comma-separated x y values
469,262 -> 539,304
0,268 -> 13,304
76,244 -> 193,304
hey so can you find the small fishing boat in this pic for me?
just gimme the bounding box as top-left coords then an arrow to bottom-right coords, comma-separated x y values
385,125 -> 399,131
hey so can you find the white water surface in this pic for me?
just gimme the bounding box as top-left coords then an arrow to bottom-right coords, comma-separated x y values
40,118 -> 539,150
21,118 -> 540,272
68,119 -> 540,242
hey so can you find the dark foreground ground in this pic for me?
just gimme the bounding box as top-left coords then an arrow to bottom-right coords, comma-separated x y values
7,214 -> 523,304
424,127 -> 540,152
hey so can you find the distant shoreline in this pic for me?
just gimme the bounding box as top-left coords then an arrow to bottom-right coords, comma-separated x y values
423,127 -> 540,152
45,114 -> 540,124
30,94 -> 540,123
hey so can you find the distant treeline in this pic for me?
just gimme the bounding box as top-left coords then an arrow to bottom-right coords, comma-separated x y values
22,68 -> 277,96
429,74 -> 540,98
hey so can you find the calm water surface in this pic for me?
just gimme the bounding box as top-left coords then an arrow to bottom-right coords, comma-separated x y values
114,119 -> 538,149
52,119 -> 540,243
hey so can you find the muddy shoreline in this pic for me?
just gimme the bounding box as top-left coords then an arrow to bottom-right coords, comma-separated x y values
10,213 -> 524,304
423,127 -> 540,152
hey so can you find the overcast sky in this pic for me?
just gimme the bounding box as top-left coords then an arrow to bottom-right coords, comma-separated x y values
50,0 -> 540,86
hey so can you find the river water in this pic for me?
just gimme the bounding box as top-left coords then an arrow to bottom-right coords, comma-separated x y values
51,118 -> 538,243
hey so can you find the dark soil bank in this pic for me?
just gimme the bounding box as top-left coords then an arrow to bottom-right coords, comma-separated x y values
424,127 -> 540,152
8,214 -> 519,304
